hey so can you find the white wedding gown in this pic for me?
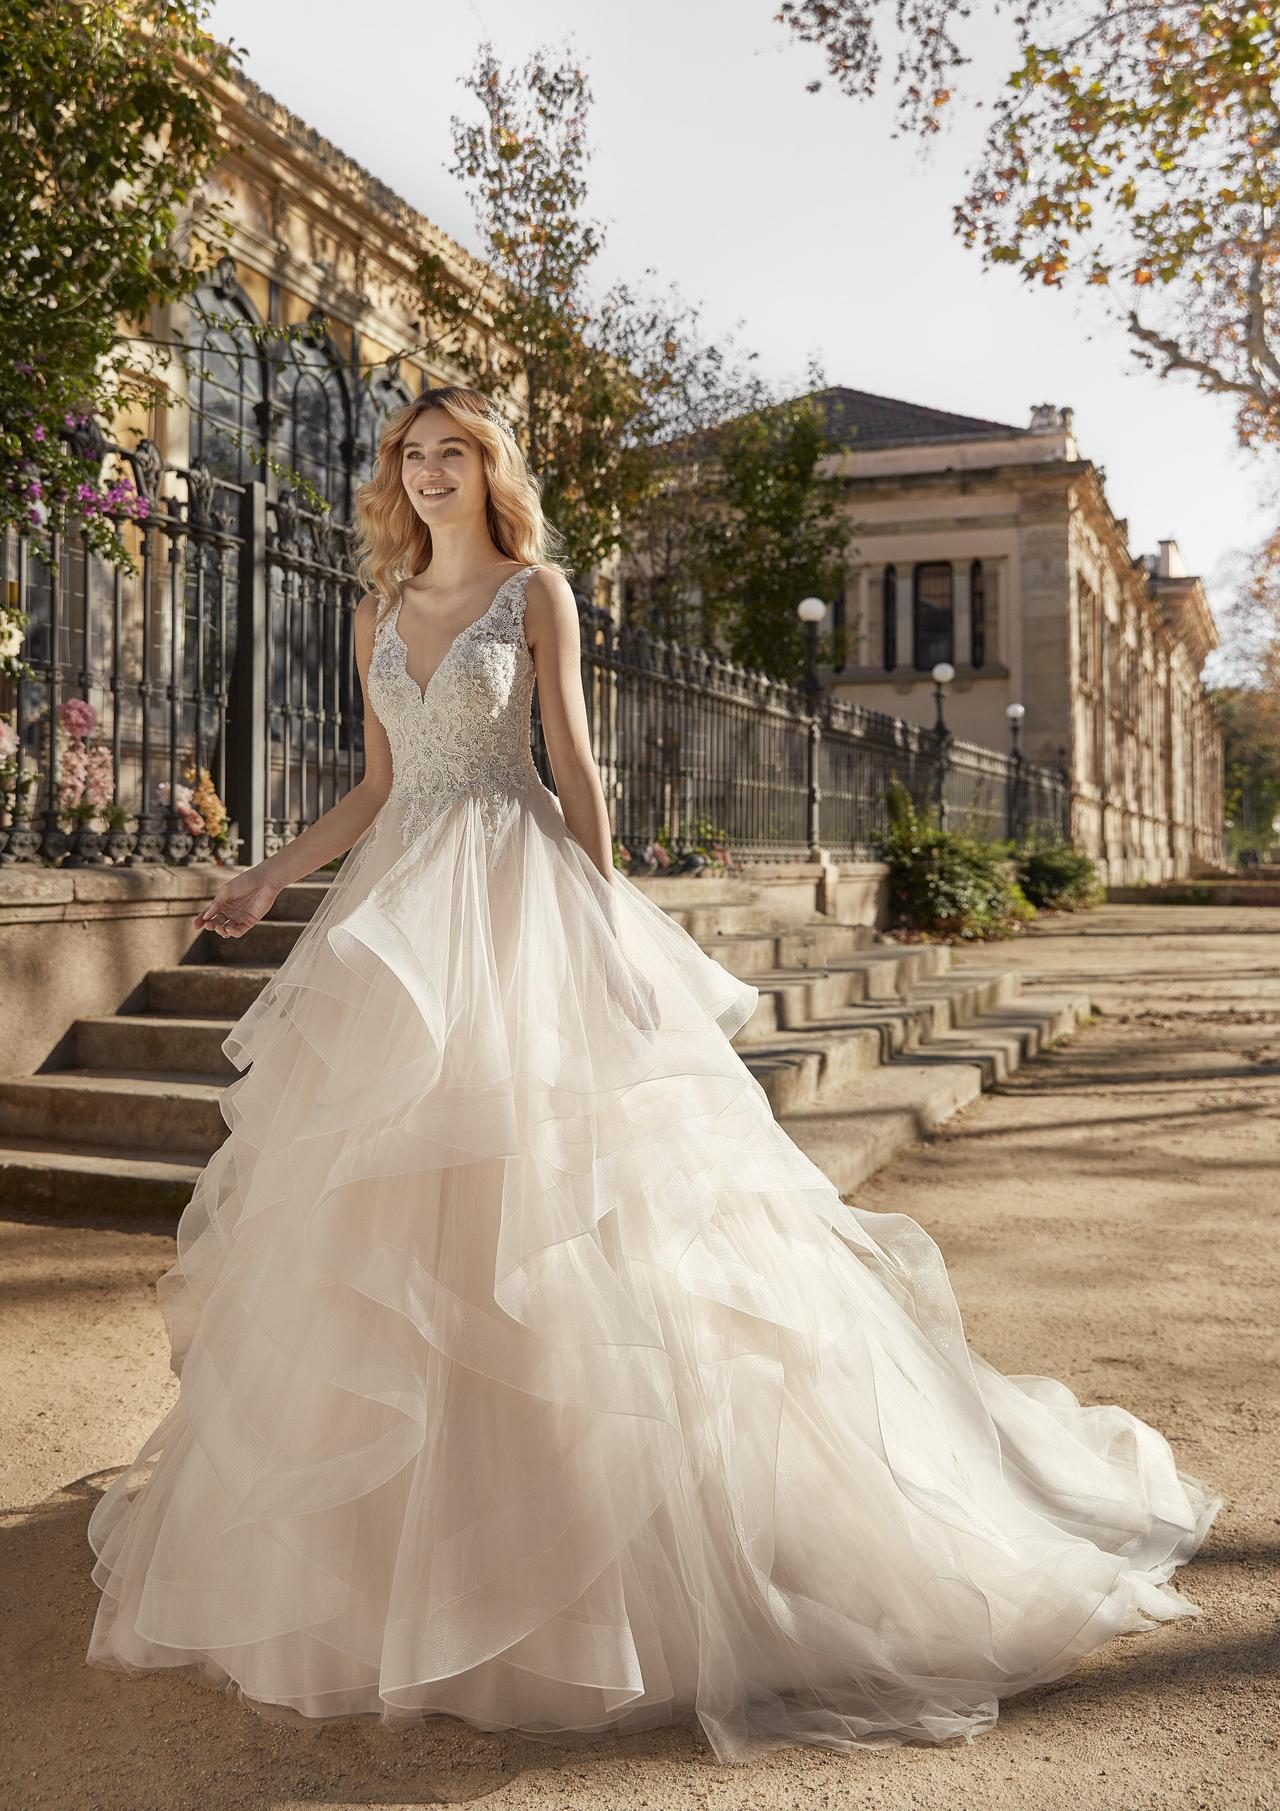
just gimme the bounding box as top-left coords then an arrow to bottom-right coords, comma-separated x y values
86,563 -> 1221,1763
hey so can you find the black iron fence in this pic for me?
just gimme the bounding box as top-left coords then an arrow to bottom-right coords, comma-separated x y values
1,448 -> 1069,870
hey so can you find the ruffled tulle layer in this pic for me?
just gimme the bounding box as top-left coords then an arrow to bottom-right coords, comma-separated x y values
86,781 -> 1223,1763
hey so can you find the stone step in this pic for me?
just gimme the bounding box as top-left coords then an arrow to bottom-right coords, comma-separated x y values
268,878 -> 336,920
708,931 -> 951,994
74,1014 -> 238,1079
628,876 -> 771,908
0,1071 -> 226,1159
206,919 -> 311,966
743,969 -> 1026,1111
147,965 -> 276,1016
777,989 -> 1090,1193
0,849 -> 1092,1226
216,912 -> 882,975
1106,881 -> 1280,907
734,963 -> 1018,1048
902,992 -> 1089,1086
667,904 -> 878,942
0,1136 -> 200,1216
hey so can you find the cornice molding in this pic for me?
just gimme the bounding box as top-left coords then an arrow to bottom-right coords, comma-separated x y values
188,49 -> 495,297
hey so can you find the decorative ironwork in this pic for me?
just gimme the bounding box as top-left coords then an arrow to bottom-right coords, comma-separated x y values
3,445 -> 1070,872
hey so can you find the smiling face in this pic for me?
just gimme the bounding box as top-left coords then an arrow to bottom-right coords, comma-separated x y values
400,411 -> 489,526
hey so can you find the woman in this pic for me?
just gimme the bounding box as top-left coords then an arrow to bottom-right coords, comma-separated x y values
86,384 -> 1221,1765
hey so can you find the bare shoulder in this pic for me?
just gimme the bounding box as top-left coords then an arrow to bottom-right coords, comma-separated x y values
523,565 -> 579,637
353,591 -> 384,645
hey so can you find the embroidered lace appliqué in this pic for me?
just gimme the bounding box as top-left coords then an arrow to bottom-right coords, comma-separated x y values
367,563 -> 544,850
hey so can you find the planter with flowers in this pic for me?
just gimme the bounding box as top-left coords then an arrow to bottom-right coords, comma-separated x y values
155,764 -> 234,865
0,710 -> 43,862
53,697 -> 118,866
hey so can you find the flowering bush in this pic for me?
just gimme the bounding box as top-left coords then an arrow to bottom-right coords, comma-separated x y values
156,765 -> 230,847
876,779 -> 1036,941
52,697 -> 122,829
0,711 -> 41,823
187,765 -> 229,844
0,604 -> 32,681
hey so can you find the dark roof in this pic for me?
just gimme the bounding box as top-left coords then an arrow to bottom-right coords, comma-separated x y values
810,386 -> 1026,451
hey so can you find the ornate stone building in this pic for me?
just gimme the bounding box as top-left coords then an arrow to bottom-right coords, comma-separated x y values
139,62 -> 513,530
815,389 -> 1223,882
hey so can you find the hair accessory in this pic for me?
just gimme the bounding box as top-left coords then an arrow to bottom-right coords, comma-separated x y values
482,405 -> 518,443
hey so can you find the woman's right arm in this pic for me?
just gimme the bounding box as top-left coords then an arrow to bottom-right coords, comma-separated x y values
193,594 -> 393,938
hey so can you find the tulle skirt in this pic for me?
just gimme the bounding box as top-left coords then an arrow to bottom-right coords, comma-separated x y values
86,778 -> 1222,1763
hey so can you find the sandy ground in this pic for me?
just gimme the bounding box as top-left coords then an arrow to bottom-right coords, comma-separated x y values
1,904 -> 1277,1811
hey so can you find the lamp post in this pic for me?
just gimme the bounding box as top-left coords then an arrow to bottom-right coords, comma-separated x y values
797,596 -> 828,858
931,661 -> 955,829
798,596 -> 826,709
1006,701 -> 1025,841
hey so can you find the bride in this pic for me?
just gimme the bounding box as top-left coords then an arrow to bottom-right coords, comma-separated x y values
86,384 -> 1221,1765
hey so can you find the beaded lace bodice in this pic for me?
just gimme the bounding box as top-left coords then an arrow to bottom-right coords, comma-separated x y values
368,562 -> 542,847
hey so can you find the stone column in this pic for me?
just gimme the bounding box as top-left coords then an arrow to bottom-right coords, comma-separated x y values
896,563 -> 913,672
953,559 -> 972,668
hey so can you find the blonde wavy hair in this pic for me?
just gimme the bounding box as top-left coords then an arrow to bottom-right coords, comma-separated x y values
352,385 -> 572,616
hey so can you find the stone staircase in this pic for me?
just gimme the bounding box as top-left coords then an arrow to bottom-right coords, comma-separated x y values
0,874 -> 1089,1217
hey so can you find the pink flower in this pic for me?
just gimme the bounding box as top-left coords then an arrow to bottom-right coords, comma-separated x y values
57,739 -> 89,811
59,697 -> 98,738
84,743 -> 114,809
33,425 -> 45,443
65,412 -> 78,429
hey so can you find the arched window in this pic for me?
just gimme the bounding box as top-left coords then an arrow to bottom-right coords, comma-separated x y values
882,565 -> 897,671
189,275 -> 267,483
353,368 -> 413,496
970,559 -> 986,669
273,331 -> 352,514
912,562 -> 954,670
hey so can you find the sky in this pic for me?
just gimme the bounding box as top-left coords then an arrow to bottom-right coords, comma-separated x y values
208,0 -> 1271,662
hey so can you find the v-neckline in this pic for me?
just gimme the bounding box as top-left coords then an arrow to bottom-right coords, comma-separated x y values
388,565 -> 532,704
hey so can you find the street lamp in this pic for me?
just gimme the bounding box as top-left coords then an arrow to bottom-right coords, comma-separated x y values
1006,700 -> 1025,759
797,596 -> 827,710
930,662 -> 955,829
1005,702 -> 1025,842
797,596 -> 828,858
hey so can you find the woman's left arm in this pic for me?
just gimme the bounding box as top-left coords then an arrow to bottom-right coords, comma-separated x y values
524,567 -> 615,887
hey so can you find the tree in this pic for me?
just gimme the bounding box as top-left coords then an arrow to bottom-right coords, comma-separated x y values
695,381 -> 852,683
1215,684 -> 1280,853
416,41 -> 652,579
0,0 -> 370,585
775,2 -> 1280,454
604,288 -> 781,642
0,0 -> 241,560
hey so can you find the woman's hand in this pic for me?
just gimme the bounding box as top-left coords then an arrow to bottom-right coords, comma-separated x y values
193,866 -> 281,940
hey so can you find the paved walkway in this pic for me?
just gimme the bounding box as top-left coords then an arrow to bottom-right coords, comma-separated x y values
2,906 -> 1276,1811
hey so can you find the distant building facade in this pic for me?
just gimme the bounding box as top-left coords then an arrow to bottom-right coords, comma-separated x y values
813,389 -> 1223,882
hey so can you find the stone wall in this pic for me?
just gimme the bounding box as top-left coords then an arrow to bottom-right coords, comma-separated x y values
0,868 -> 225,1079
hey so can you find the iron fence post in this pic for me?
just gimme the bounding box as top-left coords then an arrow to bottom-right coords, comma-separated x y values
227,480 -> 267,867
807,713 -> 822,855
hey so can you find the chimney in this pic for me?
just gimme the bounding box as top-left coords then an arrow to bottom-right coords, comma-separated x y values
1156,538 -> 1186,579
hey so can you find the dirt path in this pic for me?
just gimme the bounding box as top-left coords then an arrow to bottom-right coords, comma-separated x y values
2,905 -> 1276,1811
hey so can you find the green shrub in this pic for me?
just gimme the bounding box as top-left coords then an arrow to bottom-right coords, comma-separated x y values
875,780 -> 1035,941
1015,840 -> 1102,911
